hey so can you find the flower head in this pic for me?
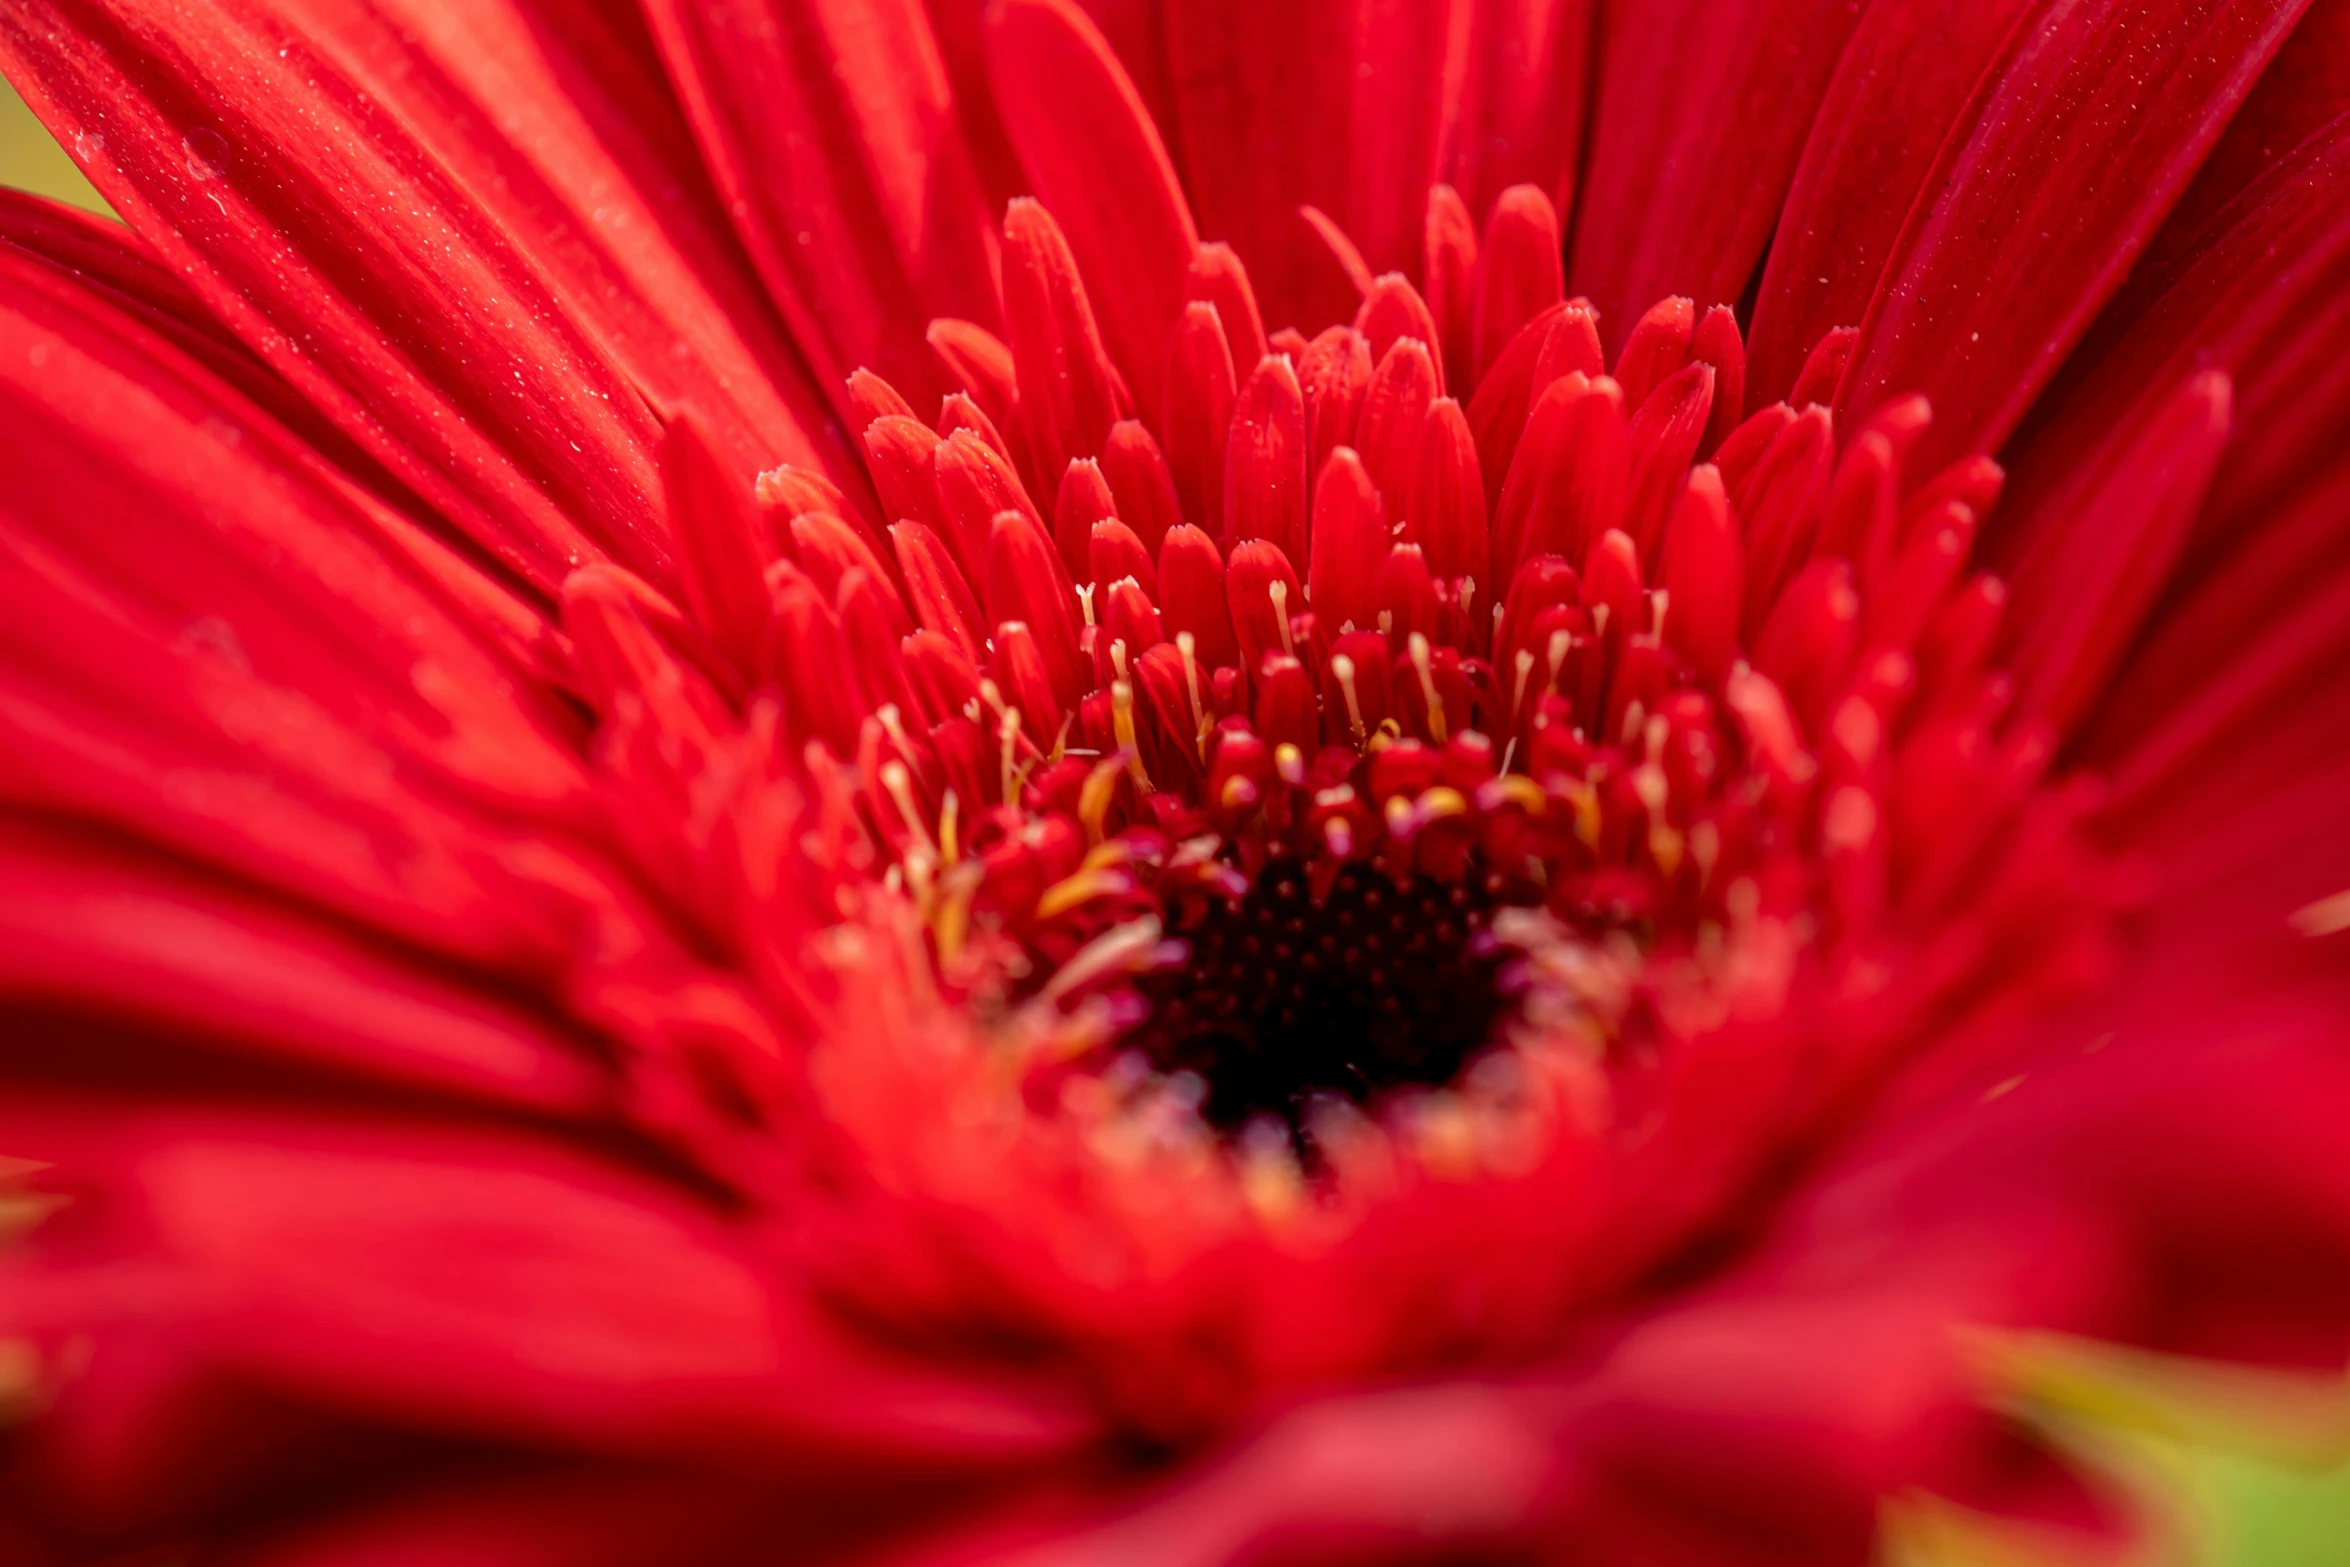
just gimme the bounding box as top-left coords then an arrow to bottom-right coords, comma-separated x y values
1,0 -> 2348,1562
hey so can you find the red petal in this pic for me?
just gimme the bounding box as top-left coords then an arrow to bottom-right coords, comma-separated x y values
848,367 -> 919,428
1744,0 -> 2037,408
1165,300 -> 1240,538
1571,0 -> 1870,356
988,509 -> 1089,711
0,0 -> 735,592
1160,2 -> 1359,332
1837,0 -> 2311,475
892,520 -> 989,665
927,317 -> 1020,432
1298,324 -> 1377,479
1102,419 -> 1186,558
1612,296 -> 1696,417
0,1113 -> 1089,1465
1620,362 -> 1717,571
1473,184 -> 1567,382
2003,371 -> 2233,738
1054,458 -> 1122,582
863,415 -> 952,548
2166,0 -> 2350,244
1354,272 -> 1447,393
1443,0 -> 1598,222
1492,372 -> 1627,581
0,187 -> 411,503
1690,304 -> 1748,455
1160,523 -> 1240,672
1187,242 -> 1272,380
1002,198 -> 1127,501
986,0 -> 1200,428
1308,447 -> 1388,635
664,415 -> 774,674
1752,557 -> 1861,732
1090,517 -> 1161,602
1356,338 -> 1442,518
1466,302 -> 1601,507
1661,466 -> 1742,685
1225,538 -> 1303,676
1733,404 -> 1836,631
0,246 -> 596,974
935,427 -> 1047,594
0,821 -> 601,1114
1411,397 -> 1491,589
2001,116 -> 2350,769
1334,0 -> 1466,281
1224,354 -> 1311,565
640,0 -> 1002,418
1423,184 -> 1480,395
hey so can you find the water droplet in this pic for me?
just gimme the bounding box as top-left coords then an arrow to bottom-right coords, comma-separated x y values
183,127 -> 230,182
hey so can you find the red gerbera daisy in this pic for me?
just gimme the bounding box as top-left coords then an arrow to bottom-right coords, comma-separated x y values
1,0 -> 2348,1561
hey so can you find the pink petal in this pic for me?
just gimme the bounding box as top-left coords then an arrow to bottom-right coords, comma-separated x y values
1836,0 -> 2313,477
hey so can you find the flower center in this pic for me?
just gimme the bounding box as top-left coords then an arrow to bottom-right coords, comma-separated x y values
567,179 -> 2118,1414
1123,854 -> 1526,1138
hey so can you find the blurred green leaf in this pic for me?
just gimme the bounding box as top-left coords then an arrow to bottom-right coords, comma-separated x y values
0,73 -> 113,216
1884,1333 -> 2350,1567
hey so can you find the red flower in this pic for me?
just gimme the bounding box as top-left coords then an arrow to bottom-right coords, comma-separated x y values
2,0 -> 2348,1560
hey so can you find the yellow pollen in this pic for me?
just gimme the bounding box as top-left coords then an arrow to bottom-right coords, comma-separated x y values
1274,742 -> 1308,787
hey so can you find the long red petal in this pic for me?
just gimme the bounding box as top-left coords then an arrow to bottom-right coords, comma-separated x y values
640,0 -> 1003,419
1569,0 -> 1869,357
1442,0 -> 1597,223
1743,0 -> 2036,408
1836,0 -> 2312,476
0,0 -> 714,593
986,0 -> 1200,429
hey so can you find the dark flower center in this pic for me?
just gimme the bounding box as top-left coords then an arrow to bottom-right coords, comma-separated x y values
1121,857 -> 1531,1137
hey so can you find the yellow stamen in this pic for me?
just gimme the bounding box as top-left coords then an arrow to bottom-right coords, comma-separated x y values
1331,652 -> 1367,747
1269,579 -> 1295,656
1078,754 -> 1126,844
1176,630 -> 1209,763
1110,680 -> 1153,791
1408,632 -> 1446,742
